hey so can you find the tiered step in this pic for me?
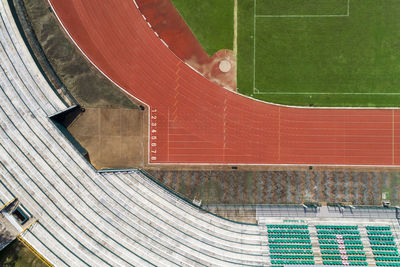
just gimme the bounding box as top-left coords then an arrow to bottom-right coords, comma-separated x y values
358,224 -> 375,265
308,223 -> 323,265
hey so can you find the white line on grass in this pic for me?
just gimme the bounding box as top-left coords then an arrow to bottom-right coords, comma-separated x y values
252,0 -> 256,94
233,0 -> 237,56
253,1 -> 350,93
254,92 -> 400,95
253,0 -> 362,96
347,0 -> 350,16
234,0 -> 238,88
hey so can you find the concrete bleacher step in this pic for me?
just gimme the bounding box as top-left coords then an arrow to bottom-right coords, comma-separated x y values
0,0 -> 66,113
360,225 -> 377,266
130,172 -> 263,238
390,222 -> 400,247
0,6 -> 269,263
111,174 -> 268,266
309,224 -> 323,264
0,37 -> 270,264
7,138 -> 262,266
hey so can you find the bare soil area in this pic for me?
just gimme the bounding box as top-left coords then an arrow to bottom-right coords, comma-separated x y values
68,108 -> 145,169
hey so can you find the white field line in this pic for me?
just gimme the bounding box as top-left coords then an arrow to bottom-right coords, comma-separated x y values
233,0 -> 237,56
253,1 -> 350,93
254,92 -> 400,95
125,1 -> 397,109
347,0 -> 350,16
255,0 -> 400,97
234,0 -> 238,90
252,0 -> 256,94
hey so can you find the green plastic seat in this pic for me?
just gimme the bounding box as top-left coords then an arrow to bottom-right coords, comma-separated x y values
366,226 -> 391,231
371,246 -> 398,251
375,256 -> 400,262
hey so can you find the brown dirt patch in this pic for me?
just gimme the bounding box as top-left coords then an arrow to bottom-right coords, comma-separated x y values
136,0 -> 236,91
68,108 -> 145,169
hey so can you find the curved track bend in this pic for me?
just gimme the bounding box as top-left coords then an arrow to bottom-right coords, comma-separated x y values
49,0 -> 400,166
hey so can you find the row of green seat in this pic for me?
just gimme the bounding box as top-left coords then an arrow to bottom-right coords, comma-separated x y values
269,244 -> 312,249
348,262 -> 367,266
269,239 -> 311,244
370,240 -> 396,246
373,251 -> 399,256
316,225 -> 357,230
377,263 -> 400,266
375,256 -> 400,262
321,250 -> 365,255
319,239 -> 362,245
367,231 -> 392,236
323,261 -> 367,266
320,244 -> 364,250
366,226 -> 391,231
317,230 -> 359,235
369,235 -> 394,241
320,245 -> 340,249
269,249 -> 313,254
371,246 -> 398,251
268,234 -> 310,239
270,260 -> 315,265
267,224 -> 308,229
322,255 -> 366,261
270,254 -> 314,259
318,234 -> 360,240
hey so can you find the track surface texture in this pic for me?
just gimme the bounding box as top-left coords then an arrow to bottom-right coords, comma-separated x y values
48,0 -> 400,166
136,0 -> 236,91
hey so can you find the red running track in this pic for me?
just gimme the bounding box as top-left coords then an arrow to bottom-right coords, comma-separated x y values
49,0 -> 400,166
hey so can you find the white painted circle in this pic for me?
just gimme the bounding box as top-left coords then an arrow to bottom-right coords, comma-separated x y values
219,60 -> 231,72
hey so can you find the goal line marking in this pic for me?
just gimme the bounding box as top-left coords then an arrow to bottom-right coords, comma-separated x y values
252,0 -> 353,95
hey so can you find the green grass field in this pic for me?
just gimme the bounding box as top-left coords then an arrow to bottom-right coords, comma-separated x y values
173,0 -> 400,107
170,0 -> 234,56
239,0 -> 400,106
